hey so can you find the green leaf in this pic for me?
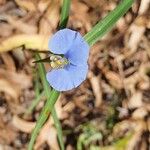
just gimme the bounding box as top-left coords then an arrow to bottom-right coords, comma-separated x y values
36,53 -> 64,150
59,0 -> 71,29
84,0 -> 134,46
28,0 -> 72,147
28,53 -> 64,150
28,88 -> 59,150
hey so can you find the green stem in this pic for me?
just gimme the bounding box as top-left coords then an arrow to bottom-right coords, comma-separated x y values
59,0 -> 71,29
28,0 -> 72,148
28,89 -> 59,150
28,54 -> 63,150
84,0 -> 134,46
52,109 -> 64,150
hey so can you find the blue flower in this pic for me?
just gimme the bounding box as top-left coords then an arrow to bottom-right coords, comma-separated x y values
46,29 -> 89,91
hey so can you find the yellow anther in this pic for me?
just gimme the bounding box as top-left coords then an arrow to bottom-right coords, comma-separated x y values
50,54 -> 69,69
56,60 -> 63,65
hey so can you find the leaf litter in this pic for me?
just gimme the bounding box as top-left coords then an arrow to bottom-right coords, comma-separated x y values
0,0 -> 149,150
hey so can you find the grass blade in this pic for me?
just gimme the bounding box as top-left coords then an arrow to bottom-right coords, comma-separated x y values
28,53 -> 64,150
36,54 -> 64,150
29,0 -> 71,148
59,0 -> 71,29
84,0 -> 134,46
28,89 -> 59,150
28,53 -> 62,150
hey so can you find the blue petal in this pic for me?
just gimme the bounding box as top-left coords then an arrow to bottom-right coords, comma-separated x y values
65,32 -> 89,66
48,29 -> 77,54
46,64 -> 88,91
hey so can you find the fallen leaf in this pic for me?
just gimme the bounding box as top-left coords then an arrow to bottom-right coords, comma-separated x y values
39,0 -> 60,35
105,71 -> 123,89
3,15 -> 37,34
38,0 -> 51,12
0,53 -> 16,71
132,107 -> 148,119
127,24 -> 145,53
0,34 -> 49,52
0,115 -> 17,145
0,68 -> 32,89
128,92 -> 143,109
0,79 -> 18,100
12,115 -> 35,133
138,0 -> 150,15
15,0 -> 36,11
88,71 -> 102,107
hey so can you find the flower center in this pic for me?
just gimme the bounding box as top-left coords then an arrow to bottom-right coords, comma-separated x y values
50,55 -> 69,69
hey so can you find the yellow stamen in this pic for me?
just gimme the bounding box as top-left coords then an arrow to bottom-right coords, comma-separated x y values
56,60 -> 63,65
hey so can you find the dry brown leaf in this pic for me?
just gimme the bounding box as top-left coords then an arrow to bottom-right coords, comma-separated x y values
88,71 -> 102,107
126,120 -> 147,150
0,68 -> 32,103
12,115 -> 35,133
132,107 -> 148,119
38,0 -> 51,12
0,34 -> 49,52
0,53 -> 16,71
70,0 -> 91,32
63,101 -> 75,113
0,79 -> 18,100
139,63 -> 150,80
0,145 -> 14,150
113,120 -> 146,139
124,72 -> 141,93
105,71 -> 123,89
0,68 -> 32,89
15,0 -> 36,11
0,115 -> 17,145
74,95 -> 90,114
127,24 -> 145,53
128,92 -> 143,109
39,0 -> 60,35
3,15 -> 37,34
138,0 -> 150,15
0,23 -> 13,37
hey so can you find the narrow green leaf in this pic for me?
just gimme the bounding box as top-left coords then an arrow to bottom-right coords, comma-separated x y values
37,54 -> 64,150
84,0 -> 134,46
28,89 -> 59,150
28,53 -> 64,150
52,109 -> 64,150
29,0 -> 72,148
59,0 -> 71,29
35,72 -> 40,96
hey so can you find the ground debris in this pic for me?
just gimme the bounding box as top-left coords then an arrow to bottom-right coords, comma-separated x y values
0,0 -> 149,149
